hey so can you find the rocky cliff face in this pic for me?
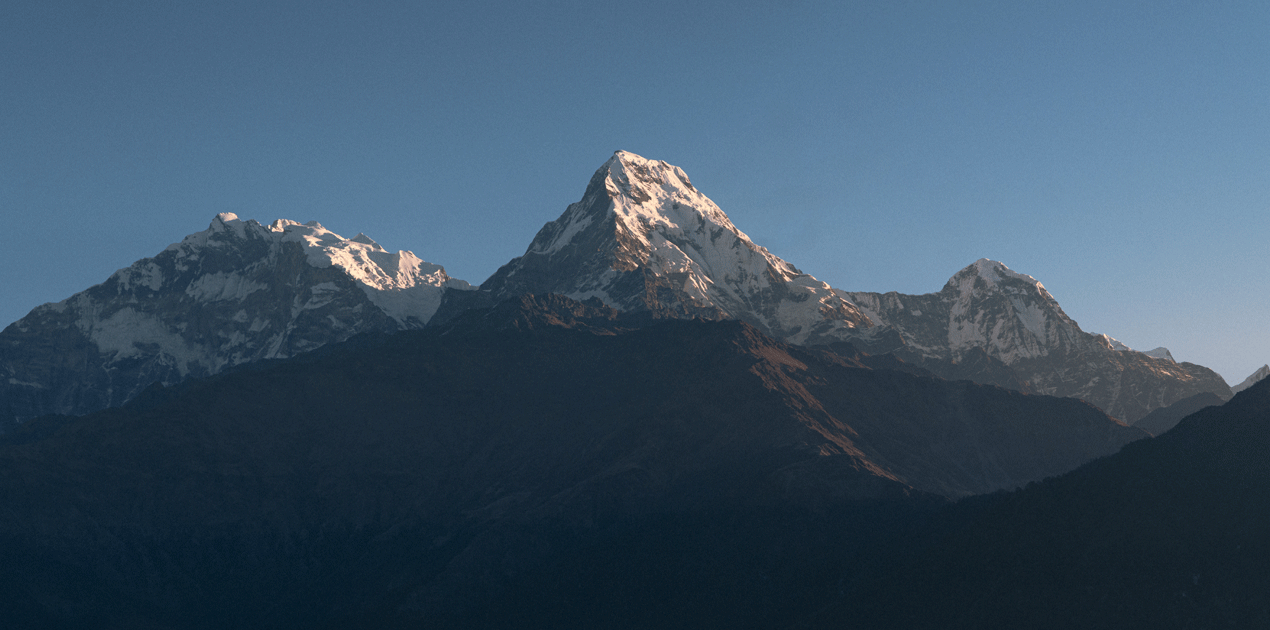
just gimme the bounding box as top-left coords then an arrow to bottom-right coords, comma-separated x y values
842,259 -> 1231,423
0,213 -> 471,427
478,151 -> 874,343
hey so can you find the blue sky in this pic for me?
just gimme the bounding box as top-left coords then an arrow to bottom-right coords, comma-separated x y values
3,1 -> 1268,382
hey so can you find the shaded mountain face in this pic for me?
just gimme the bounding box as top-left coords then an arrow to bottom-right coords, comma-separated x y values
1132,391 -> 1225,436
0,213 -> 471,428
0,295 -> 1145,628
477,151 -> 874,343
811,378 -> 1270,630
843,258 -> 1231,423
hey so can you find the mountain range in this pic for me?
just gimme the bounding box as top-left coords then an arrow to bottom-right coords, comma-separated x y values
0,151 -> 1239,429
1,150 -> 1266,628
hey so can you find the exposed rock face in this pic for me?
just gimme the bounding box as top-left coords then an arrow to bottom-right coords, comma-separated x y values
0,213 -> 471,427
477,151 -> 874,343
842,259 -> 1231,423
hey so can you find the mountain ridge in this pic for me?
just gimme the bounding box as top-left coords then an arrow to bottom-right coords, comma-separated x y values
0,213 -> 472,427
0,151 -> 1236,428
843,258 -> 1231,422
474,151 -> 1232,422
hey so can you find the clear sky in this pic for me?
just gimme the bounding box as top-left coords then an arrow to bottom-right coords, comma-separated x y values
3,1 -> 1268,383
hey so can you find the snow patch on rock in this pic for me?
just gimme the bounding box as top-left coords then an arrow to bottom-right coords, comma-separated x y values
186,272 -> 269,302
88,307 -> 203,376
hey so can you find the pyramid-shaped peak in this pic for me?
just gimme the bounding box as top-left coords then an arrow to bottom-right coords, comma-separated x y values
946,258 -> 1047,293
480,151 -> 871,339
522,152 -> 759,264
207,212 -> 246,233
349,232 -> 383,249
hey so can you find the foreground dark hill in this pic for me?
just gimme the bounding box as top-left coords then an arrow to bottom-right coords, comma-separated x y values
811,378 -> 1270,629
0,295 -> 1143,629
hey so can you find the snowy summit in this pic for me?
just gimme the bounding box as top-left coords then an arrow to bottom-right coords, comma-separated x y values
0,214 -> 471,425
481,150 -> 873,344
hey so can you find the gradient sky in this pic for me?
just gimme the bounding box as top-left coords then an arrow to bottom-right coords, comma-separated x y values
3,1 -> 1268,383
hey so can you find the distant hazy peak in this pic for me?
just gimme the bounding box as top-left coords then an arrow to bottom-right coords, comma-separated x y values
1232,364 -> 1270,394
1092,335 -> 1176,363
1096,333 -> 1132,352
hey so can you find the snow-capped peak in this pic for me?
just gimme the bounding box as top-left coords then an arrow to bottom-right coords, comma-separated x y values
164,215 -> 471,325
1094,336 -> 1176,363
600,151 -> 743,244
955,259 -> 1049,294
532,151 -> 782,265
602,151 -> 803,280
483,151 -> 872,341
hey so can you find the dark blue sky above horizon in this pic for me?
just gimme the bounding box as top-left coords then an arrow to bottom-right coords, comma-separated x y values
3,1 -> 1268,382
